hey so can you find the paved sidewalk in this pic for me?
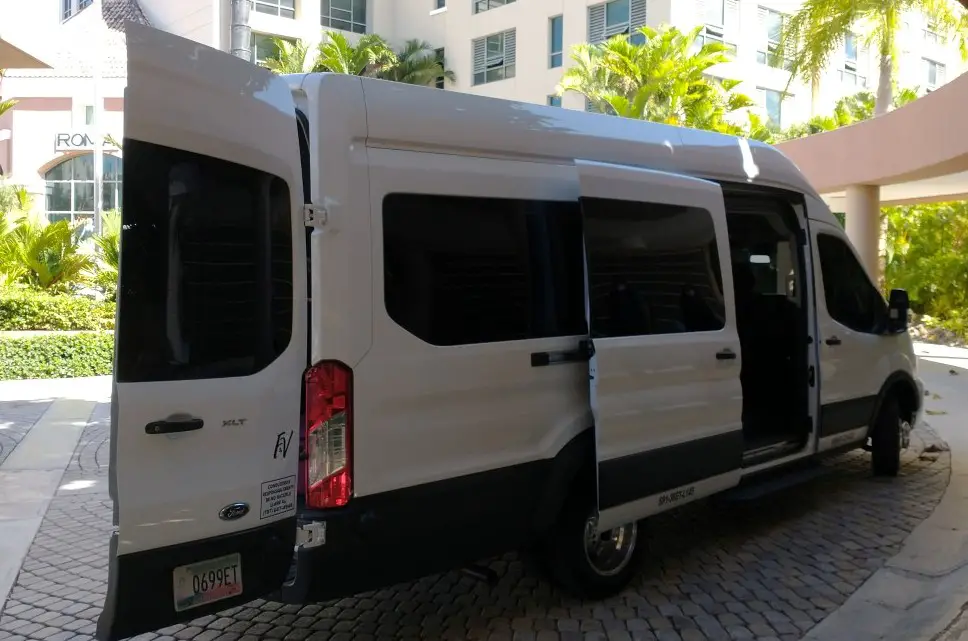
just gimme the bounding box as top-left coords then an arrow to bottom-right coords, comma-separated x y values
801,344 -> 968,641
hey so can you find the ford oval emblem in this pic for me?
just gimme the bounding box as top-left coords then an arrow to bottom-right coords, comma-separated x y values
219,502 -> 250,521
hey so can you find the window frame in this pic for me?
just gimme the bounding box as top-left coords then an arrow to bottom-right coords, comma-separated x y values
62,0 -> 93,22
547,95 -> 562,107
756,7 -> 792,70
758,87 -> 783,128
549,15 -> 563,68
924,57 -> 945,89
44,153 -> 123,237
472,0 -> 516,15
253,0 -> 295,19
250,33 -> 296,65
434,48 -> 447,89
472,30 -> 516,86
321,0 -> 368,34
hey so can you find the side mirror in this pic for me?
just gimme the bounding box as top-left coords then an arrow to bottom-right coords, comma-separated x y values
887,288 -> 909,333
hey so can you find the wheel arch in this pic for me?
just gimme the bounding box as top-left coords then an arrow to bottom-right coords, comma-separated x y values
868,370 -> 921,434
532,427 -> 596,535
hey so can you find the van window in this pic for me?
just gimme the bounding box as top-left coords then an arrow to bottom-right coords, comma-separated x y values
115,140 -> 294,382
816,233 -> 888,334
582,197 -> 726,338
382,193 -> 586,346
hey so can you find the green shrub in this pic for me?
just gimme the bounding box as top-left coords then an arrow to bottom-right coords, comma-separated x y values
0,332 -> 114,380
0,289 -> 115,331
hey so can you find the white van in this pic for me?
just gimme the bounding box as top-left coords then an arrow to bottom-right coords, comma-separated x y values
96,25 -> 924,640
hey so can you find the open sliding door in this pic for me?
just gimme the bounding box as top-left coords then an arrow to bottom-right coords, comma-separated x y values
576,160 -> 744,531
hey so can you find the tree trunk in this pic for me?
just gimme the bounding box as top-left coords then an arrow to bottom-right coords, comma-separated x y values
810,75 -> 820,117
874,51 -> 893,116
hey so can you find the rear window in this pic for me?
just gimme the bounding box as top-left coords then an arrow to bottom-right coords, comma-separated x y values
115,140 -> 294,383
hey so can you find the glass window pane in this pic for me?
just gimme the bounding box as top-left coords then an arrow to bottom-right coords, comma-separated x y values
352,21 -> 366,33
845,34 -> 857,60
330,19 -> 351,31
103,182 -> 118,210
705,0 -> 724,25
817,234 -> 887,333
46,161 -> 70,181
605,0 -> 630,28
504,64 -> 515,79
352,0 -> 365,23
73,182 -> 94,212
551,52 -> 562,67
75,214 -> 95,240
766,12 -> 782,42
583,198 -> 725,337
73,154 -> 94,180
550,16 -> 563,53
331,0 -> 351,11
104,155 -> 122,180
46,182 -> 71,212
48,213 -> 71,224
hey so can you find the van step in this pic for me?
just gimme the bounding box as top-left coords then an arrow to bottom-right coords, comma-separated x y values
721,465 -> 832,502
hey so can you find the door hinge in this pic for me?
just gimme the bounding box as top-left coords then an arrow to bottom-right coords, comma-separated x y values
295,522 -> 326,549
304,203 -> 329,227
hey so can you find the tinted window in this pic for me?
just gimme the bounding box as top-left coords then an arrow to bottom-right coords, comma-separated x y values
817,233 -> 887,334
116,140 -> 294,383
383,193 -> 586,346
583,197 -> 725,338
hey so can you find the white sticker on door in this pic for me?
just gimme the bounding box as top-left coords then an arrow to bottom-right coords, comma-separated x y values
260,475 -> 296,520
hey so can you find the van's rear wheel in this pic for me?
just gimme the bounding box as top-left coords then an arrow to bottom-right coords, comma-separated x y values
871,396 -> 902,477
544,493 -> 643,599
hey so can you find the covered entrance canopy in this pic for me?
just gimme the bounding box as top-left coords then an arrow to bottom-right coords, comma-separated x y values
776,69 -> 968,281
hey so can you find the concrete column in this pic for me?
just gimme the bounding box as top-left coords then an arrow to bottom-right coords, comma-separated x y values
845,184 -> 881,281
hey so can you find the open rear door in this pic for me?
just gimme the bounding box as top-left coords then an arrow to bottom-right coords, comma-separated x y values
576,160 -> 744,531
97,24 -> 306,640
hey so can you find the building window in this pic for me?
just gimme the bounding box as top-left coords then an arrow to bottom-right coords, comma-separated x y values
756,7 -> 791,70
472,30 -> 516,85
254,0 -> 295,18
838,33 -> 866,87
705,0 -> 724,27
548,95 -> 562,107
322,0 -> 367,34
473,0 -> 515,15
251,33 -> 295,65
588,0 -> 647,46
62,0 -> 93,21
550,15 -> 563,68
45,154 -> 123,236
696,0 -> 737,55
924,22 -> 941,44
435,0 -> 446,8
758,88 -> 782,127
435,48 -> 446,89
925,58 -> 945,89
84,106 -> 95,126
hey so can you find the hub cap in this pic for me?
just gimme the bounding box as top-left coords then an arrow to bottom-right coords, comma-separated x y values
584,518 -> 638,577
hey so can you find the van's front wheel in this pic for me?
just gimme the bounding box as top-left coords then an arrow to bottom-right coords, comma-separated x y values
544,496 -> 643,599
871,395 -> 902,477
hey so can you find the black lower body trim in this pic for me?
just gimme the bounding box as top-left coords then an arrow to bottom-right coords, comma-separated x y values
819,396 -> 877,437
275,431 -> 594,603
597,430 -> 744,510
97,518 -> 296,641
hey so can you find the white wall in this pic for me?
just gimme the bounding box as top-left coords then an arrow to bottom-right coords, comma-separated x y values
139,0 -> 219,47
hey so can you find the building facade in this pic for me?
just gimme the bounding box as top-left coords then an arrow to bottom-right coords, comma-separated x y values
0,0 -> 965,229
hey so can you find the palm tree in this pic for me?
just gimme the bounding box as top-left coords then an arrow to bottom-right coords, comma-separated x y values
315,31 -> 397,76
777,0 -> 968,117
261,38 -> 317,74
378,39 -> 455,87
4,215 -> 94,291
557,25 -> 766,139
776,86 -> 921,141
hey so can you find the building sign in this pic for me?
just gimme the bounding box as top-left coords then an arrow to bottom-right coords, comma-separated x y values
54,132 -> 121,152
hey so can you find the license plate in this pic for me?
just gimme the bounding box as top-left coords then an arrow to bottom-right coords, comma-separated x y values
172,553 -> 242,612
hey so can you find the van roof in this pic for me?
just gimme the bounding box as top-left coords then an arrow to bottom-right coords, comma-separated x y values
291,73 -> 822,203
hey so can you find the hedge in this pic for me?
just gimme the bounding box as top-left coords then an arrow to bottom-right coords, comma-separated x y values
0,332 -> 114,380
0,289 -> 115,331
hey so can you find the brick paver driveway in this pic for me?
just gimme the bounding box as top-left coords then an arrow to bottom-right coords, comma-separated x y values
0,402 -> 952,641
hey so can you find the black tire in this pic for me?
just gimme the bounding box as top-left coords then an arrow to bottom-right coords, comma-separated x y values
542,489 -> 645,600
871,395 -> 902,477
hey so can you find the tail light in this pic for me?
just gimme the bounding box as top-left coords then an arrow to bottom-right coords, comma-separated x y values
303,360 -> 352,509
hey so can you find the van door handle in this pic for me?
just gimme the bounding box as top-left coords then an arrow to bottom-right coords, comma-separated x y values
531,340 -> 595,367
715,348 -> 737,360
825,336 -> 842,346
145,418 -> 204,435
